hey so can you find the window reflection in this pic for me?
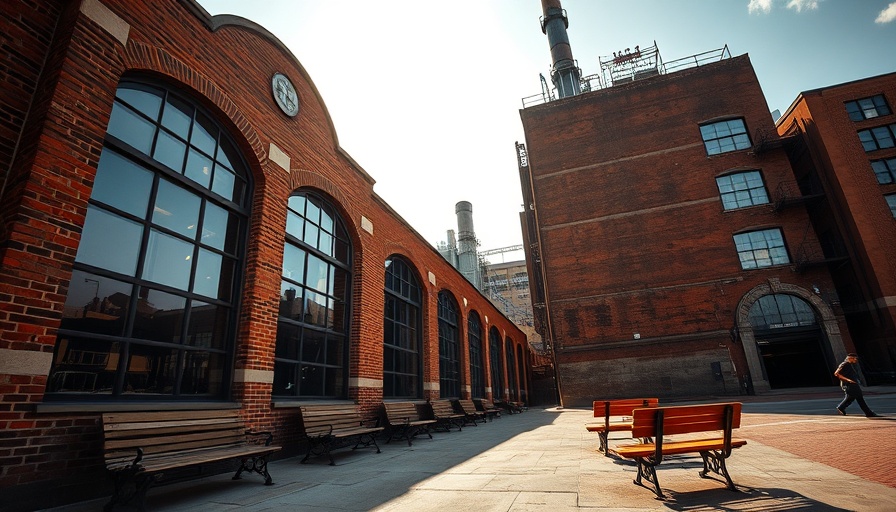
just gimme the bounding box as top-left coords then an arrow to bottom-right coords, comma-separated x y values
274,191 -> 352,398
49,81 -> 250,400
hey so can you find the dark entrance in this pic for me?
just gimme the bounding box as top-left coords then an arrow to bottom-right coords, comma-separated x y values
749,294 -> 834,389
756,328 -> 833,388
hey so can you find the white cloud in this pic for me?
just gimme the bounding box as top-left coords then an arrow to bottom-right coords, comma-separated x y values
877,2 -> 896,23
787,0 -> 820,12
749,0 -> 822,14
748,0 -> 773,14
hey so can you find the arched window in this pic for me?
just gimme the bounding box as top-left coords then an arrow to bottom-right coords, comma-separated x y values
489,327 -> 504,400
749,294 -> 817,331
516,344 -> 526,404
273,191 -> 351,398
384,257 -> 422,398
505,338 -> 517,401
48,80 -> 251,399
437,291 -> 461,398
468,312 -> 485,398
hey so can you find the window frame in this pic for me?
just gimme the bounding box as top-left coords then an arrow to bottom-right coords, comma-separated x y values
468,311 -> 485,399
273,191 -> 352,400
700,118 -> 752,155
871,157 -> 896,184
845,94 -> 891,121
437,291 -> 461,399
733,228 -> 790,270
715,170 -> 770,210
47,79 -> 252,401
383,257 -> 423,399
886,194 -> 896,219
858,124 -> 896,152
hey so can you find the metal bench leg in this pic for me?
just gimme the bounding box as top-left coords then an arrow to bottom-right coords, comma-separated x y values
235,454 -> 275,484
598,431 -> 609,455
699,450 -> 737,491
353,433 -> 381,453
634,458 -> 664,500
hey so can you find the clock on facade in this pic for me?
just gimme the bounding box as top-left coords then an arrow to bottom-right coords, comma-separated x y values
271,72 -> 299,117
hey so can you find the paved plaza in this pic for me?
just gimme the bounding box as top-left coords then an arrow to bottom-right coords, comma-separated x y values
47,388 -> 896,512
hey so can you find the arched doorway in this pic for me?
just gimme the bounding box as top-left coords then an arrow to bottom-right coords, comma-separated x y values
749,294 -> 830,388
736,280 -> 848,393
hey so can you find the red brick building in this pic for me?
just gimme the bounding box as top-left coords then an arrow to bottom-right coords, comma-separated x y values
519,50 -> 854,406
776,72 -> 896,382
0,0 -> 529,507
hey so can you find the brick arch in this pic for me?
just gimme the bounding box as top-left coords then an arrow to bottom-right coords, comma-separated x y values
735,278 -> 847,393
121,41 -> 267,180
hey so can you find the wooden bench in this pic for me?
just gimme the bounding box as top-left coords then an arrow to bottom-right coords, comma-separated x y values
382,401 -> 436,446
586,398 -> 658,456
298,403 -> 383,465
473,398 -> 502,421
609,402 -> 747,499
454,399 -> 487,425
102,409 -> 280,511
495,399 -> 525,414
428,399 -> 466,432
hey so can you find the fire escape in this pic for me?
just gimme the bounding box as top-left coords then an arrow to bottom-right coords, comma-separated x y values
756,129 -> 849,274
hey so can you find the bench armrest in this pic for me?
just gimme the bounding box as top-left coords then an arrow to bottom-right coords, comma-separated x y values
246,430 -> 275,446
360,417 -> 380,428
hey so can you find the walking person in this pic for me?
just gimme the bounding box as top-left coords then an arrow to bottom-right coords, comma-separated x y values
834,353 -> 879,418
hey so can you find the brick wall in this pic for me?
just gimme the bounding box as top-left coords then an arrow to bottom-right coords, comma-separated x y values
521,55 -> 852,401
0,0 -> 530,505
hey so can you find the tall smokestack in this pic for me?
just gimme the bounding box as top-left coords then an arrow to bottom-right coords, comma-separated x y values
541,0 -> 581,98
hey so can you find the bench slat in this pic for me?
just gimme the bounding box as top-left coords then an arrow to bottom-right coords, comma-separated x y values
629,403 -> 741,438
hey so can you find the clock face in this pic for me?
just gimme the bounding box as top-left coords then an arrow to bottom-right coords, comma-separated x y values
271,73 -> 299,117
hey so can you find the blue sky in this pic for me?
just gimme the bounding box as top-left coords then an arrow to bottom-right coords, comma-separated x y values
198,0 -> 895,259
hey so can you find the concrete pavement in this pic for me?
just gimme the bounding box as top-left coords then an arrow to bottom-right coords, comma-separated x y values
46,389 -> 896,511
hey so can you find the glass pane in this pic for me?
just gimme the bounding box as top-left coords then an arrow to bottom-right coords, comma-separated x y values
273,361 -> 297,396
131,288 -> 186,343
326,335 -> 345,366
211,165 -> 236,201
306,199 -> 321,225
185,148 -> 213,188
92,149 -> 153,217
142,229 -> 193,290
152,179 -> 201,238
304,290 -> 329,327
204,203 -> 239,253
301,330 -> 325,363
845,101 -> 862,121
187,300 -> 227,350
122,344 -> 179,394
299,363 -> 325,396
107,103 -> 155,155
279,281 -> 304,321
699,124 -> 716,140
288,195 -> 306,215
286,211 -> 303,240
75,206 -> 143,276
60,270 -> 131,336
179,350 -> 222,395
306,254 -> 329,293
318,231 -> 334,256
161,96 -> 192,139
153,130 -> 187,171
191,112 -> 218,155
216,137 -> 236,170
48,336 -> 118,393
320,209 -> 334,232
116,87 -> 162,119
704,140 -> 721,155
303,223 -> 319,248
193,248 -> 223,299
282,243 -> 305,281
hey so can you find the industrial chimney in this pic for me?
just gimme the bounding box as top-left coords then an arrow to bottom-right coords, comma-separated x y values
455,201 -> 482,288
541,0 -> 581,98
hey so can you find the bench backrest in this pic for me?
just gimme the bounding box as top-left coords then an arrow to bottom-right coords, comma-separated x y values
102,409 -> 247,467
629,402 -> 742,439
383,401 -> 424,423
299,403 -> 364,436
429,400 -> 458,417
593,398 -> 658,419
455,399 -> 478,414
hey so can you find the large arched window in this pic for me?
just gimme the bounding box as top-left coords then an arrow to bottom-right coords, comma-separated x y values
48,80 -> 251,399
384,257 -> 422,398
505,338 -> 518,401
437,291 -> 461,398
749,294 -> 817,331
273,191 -> 351,398
468,311 -> 485,398
489,327 -> 504,400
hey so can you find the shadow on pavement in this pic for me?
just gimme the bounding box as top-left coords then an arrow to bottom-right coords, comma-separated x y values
664,487 -> 852,511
